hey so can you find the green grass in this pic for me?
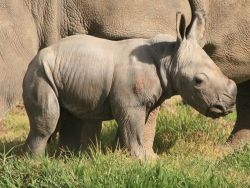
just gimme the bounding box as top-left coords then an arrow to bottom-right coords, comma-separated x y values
0,98 -> 249,187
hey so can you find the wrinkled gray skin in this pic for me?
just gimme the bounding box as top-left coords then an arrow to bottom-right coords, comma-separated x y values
0,0 -> 249,153
23,13 -> 236,159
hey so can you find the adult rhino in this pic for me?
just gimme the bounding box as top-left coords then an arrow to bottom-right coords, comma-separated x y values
0,0 -> 249,152
22,13 -> 236,158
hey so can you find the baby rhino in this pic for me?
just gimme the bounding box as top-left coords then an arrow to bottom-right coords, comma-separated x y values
23,12 -> 236,159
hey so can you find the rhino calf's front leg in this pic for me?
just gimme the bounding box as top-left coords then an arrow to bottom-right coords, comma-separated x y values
142,107 -> 159,160
114,107 -> 147,159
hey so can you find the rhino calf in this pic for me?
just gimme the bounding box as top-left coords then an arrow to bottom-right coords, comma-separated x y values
23,12 -> 236,159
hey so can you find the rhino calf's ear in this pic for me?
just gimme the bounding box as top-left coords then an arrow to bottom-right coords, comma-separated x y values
187,10 -> 206,41
176,12 -> 187,43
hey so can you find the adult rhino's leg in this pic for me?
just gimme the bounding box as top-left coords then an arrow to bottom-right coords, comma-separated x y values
142,107 -> 160,160
58,112 -> 102,151
0,42 -> 37,119
0,6 -> 39,119
227,80 -> 250,148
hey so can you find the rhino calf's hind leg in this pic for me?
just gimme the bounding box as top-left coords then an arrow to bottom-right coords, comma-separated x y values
227,80 -> 250,148
59,112 -> 102,152
80,120 -> 102,151
23,79 -> 60,155
59,110 -> 82,151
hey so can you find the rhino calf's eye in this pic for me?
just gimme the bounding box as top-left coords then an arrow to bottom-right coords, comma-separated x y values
194,77 -> 203,86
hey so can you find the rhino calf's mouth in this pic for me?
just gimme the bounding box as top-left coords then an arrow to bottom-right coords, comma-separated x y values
207,103 -> 229,118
